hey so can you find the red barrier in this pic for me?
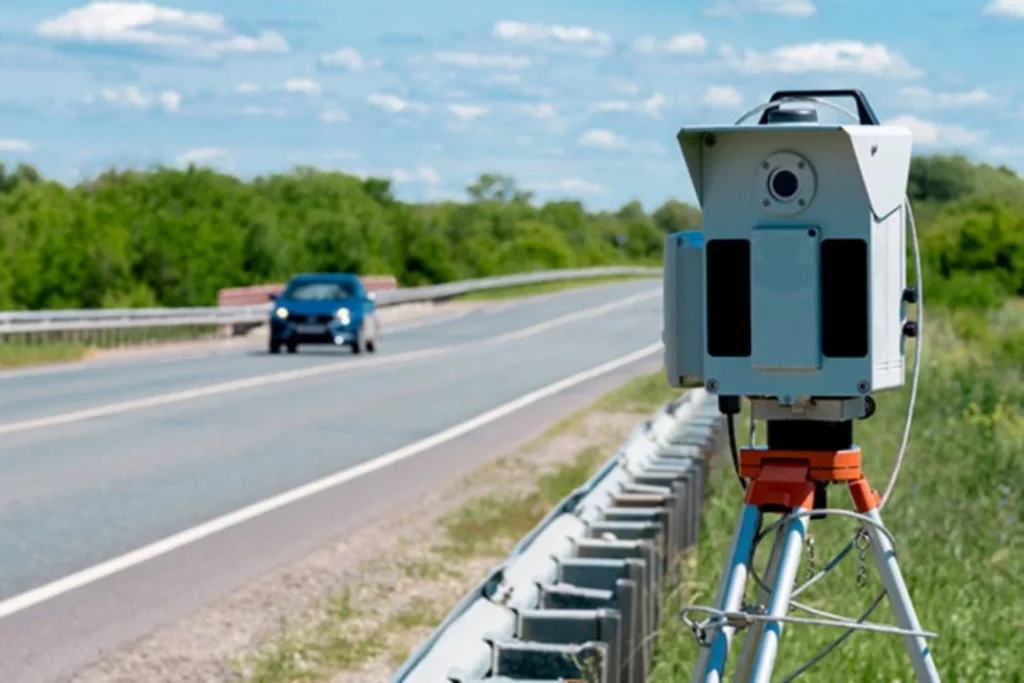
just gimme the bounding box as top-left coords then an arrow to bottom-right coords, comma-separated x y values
217,275 -> 398,308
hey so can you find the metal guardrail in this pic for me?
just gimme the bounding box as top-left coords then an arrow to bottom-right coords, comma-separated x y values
0,267 -> 659,337
392,388 -> 725,683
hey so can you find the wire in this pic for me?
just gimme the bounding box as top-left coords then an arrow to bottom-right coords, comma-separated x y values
726,413 -> 748,490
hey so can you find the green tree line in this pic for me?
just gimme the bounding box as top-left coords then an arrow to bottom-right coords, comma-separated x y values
0,155 -> 1019,311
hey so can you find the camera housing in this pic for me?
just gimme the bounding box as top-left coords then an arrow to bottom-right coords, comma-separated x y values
664,93 -> 914,405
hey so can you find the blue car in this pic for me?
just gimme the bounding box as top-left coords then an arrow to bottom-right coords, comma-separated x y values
268,273 -> 380,355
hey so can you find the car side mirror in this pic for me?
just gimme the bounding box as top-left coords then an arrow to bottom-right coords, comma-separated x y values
268,293 -> 278,302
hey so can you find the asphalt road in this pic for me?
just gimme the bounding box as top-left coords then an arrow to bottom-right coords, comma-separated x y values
0,279 -> 665,682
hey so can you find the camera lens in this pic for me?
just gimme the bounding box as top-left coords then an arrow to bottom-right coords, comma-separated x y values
770,169 -> 799,200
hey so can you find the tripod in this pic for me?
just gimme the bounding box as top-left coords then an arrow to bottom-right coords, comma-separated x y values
686,419 -> 940,683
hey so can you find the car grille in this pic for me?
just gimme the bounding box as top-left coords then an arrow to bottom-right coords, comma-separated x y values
286,313 -> 334,324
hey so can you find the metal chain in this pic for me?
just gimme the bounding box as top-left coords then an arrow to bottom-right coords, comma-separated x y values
805,534 -> 817,581
855,530 -> 870,589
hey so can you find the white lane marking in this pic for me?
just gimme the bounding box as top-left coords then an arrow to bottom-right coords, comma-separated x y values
0,347 -> 448,437
0,341 -> 663,619
490,289 -> 659,343
0,288 -> 659,436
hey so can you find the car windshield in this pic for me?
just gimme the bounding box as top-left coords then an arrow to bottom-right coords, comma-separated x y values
283,280 -> 356,301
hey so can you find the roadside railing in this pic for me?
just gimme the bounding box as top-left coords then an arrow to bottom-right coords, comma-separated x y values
0,266 -> 659,347
391,387 -> 725,682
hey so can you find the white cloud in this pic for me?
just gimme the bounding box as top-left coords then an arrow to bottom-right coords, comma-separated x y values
319,108 -> 348,123
519,103 -> 557,119
433,51 -> 532,69
158,90 -> 181,112
701,85 -> 743,108
887,115 -> 983,147
284,78 -> 322,96
559,177 -> 605,193
0,139 -> 33,152
319,47 -> 365,70
446,103 -> 488,121
493,20 -> 611,48
984,0 -> 1024,18
706,0 -> 816,17
235,82 -> 261,94
240,105 -> 287,117
34,2 -> 288,57
593,92 -> 667,117
89,85 -> 181,112
633,33 -> 708,55
392,165 -> 441,184
176,147 -> 231,166
368,93 -> 426,113
578,128 -> 628,149
899,86 -> 997,109
721,41 -> 922,78
533,177 -> 606,194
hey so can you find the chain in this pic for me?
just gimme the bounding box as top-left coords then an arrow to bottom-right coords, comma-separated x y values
805,533 -> 817,581
855,530 -> 870,588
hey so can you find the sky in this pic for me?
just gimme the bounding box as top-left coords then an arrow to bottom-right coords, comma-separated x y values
1,0 -> 1023,210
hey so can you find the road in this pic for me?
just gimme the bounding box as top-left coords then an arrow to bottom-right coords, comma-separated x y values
0,279 -> 665,682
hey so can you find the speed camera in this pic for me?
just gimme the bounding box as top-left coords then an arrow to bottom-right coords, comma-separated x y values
663,90 -> 916,406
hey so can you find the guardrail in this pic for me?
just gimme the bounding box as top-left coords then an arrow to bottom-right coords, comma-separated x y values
392,387 -> 725,682
0,266 -> 659,340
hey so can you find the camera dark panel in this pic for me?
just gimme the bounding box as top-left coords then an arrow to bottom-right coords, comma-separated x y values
706,238 -> 752,357
821,239 -> 868,358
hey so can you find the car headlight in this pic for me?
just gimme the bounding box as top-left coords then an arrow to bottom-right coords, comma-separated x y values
336,307 -> 351,324
274,306 -> 288,319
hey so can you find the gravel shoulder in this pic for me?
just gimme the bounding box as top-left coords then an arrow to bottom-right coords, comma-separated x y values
67,371 -> 675,683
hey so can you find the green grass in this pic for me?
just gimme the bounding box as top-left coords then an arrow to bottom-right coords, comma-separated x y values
450,274 -> 656,302
0,324 -> 224,369
0,341 -> 91,368
649,306 -> 1024,682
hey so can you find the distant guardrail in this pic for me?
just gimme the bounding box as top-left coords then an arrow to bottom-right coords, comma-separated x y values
0,266 -> 659,338
391,388 -> 724,683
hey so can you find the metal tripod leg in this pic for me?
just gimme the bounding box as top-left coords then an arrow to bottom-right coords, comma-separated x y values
862,508 -> 941,682
693,504 -> 762,683
732,522 -> 786,681
745,513 -> 810,683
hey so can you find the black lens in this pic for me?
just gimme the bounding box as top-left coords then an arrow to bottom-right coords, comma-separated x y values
770,169 -> 799,199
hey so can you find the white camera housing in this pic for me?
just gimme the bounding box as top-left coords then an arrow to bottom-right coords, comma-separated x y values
664,119 -> 914,403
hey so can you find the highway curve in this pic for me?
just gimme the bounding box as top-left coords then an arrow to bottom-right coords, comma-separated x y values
0,279 -> 664,682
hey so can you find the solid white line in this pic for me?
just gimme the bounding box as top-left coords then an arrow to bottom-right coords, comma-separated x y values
0,341 -> 663,619
0,347 -> 449,437
0,288 -> 660,437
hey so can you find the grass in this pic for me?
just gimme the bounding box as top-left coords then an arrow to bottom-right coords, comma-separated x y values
450,274 -> 656,302
0,341 -> 91,369
237,368 -> 685,682
0,324 -> 223,369
649,304 -> 1024,682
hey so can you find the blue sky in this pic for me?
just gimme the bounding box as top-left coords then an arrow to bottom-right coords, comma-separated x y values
1,0 -> 1023,210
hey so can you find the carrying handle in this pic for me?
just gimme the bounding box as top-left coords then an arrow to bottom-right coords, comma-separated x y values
758,89 -> 880,126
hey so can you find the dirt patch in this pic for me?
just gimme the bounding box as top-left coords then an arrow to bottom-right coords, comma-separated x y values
68,409 -> 648,683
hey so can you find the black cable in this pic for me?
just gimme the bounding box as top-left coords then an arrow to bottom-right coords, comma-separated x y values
726,413 -> 747,490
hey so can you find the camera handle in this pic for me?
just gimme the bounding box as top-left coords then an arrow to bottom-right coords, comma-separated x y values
758,89 -> 881,126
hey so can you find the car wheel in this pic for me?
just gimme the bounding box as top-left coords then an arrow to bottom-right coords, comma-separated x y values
269,340 -> 281,354
366,320 -> 378,353
286,342 -> 298,354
